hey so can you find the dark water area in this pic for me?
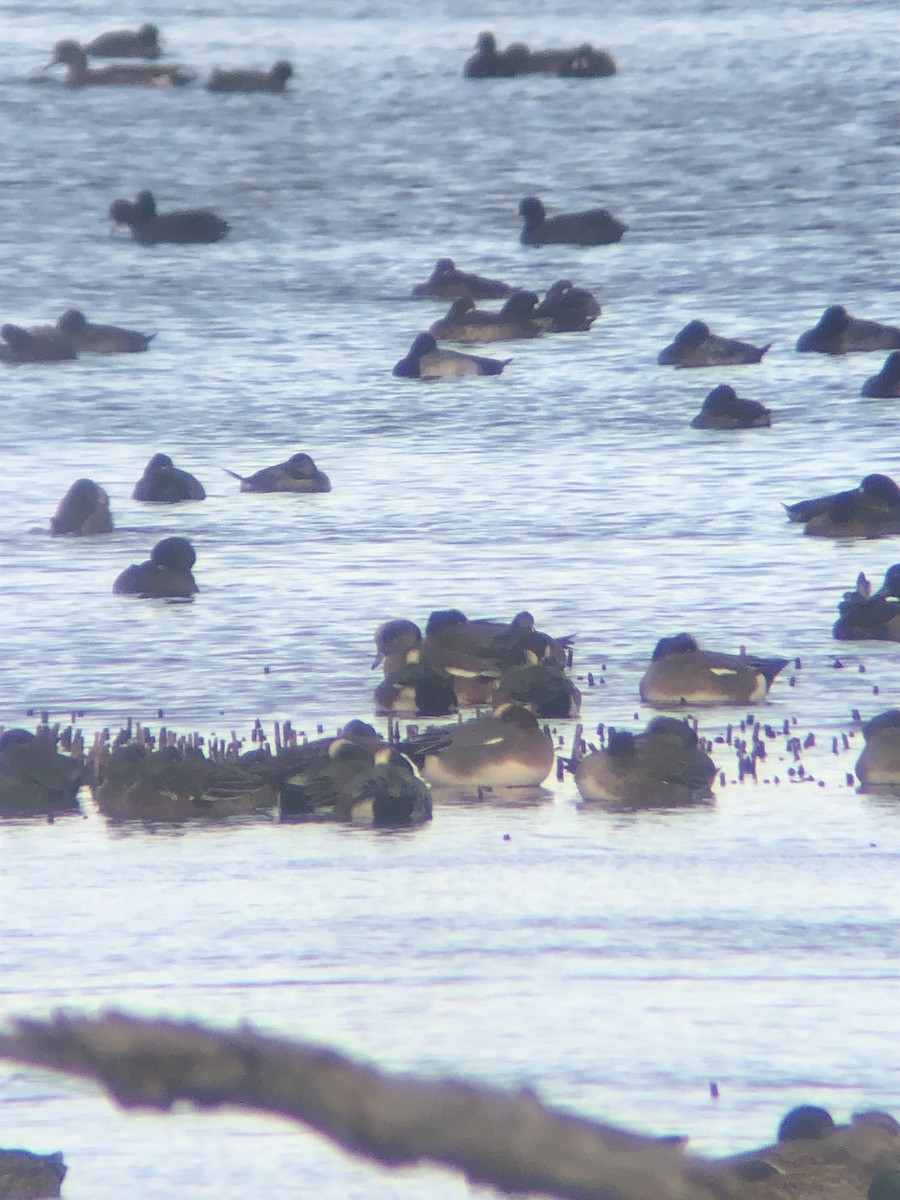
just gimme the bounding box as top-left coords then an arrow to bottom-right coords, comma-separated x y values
1,2 -> 899,1196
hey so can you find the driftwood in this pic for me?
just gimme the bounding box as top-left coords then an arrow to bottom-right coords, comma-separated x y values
0,1011 -> 745,1200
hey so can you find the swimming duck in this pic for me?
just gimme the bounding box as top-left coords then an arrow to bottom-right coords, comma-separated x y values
796,305 -> 900,355
639,633 -> 789,707
132,453 -> 206,502
205,61 -> 294,93
374,650 -> 458,717
112,536 -> 199,598
411,258 -> 515,301
398,703 -> 554,788
833,567 -> 900,640
428,292 -> 543,343
392,332 -> 511,378
463,32 -> 519,78
689,384 -> 772,429
224,451 -> 331,493
785,473 -> 900,525
46,40 -> 194,86
658,320 -> 771,367
492,661 -> 581,718
109,190 -> 229,245
518,196 -> 627,246
90,741 -> 275,822
55,309 -> 154,353
0,323 -> 76,363
862,352 -> 900,398
83,23 -> 162,58
50,478 -> 113,536
0,727 -> 83,818
533,280 -> 601,332
571,717 -> 716,805
803,479 -> 900,539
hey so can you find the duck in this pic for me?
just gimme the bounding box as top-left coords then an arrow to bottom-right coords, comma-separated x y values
571,717 -> 716,805
46,40 -> 194,86
392,332 -> 511,378
274,726 -> 388,820
132,453 -> 206,502
639,633 -> 789,707
205,61 -> 294,93
411,258 -> 515,301
112,536 -> 199,598
689,384 -> 772,429
373,619 -> 425,676
372,613 -> 499,707
463,32 -> 519,78
533,280 -> 601,332
804,483 -> 900,539
492,661 -> 581,718
1,323 -> 76,363
50,478 -> 113,536
83,23 -> 162,58
556,44 -> 617,77
0,727 -> 83,818
398,703 -> 555,788
658,320 -> 771,366
833,567 -> 900,640
0,1150 -> 66,1199
512,42 -> 615,76
331,747 -> 433,826
89,740 -> 275,822
55,309 -> 154,354
855,710 -> 900,789
109,190 -> 229,245
785,473 -> 900,525
518,196 -> 627,246
796,305 -> 900,354
862,352 -> 900,398
224,451 -> 331,493
374,650 -> 459,717
428,292 -> 543,343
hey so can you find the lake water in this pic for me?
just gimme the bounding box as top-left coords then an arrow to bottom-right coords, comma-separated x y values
1,0 -> 899,1196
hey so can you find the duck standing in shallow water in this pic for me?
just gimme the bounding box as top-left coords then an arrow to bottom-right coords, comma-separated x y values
571,717 -> 716,805
83,23 -> 163,58
862,352 -> 900,398
411,258 -> 515,301
518,196 -> 626,246
658,320 -> 771,366
689,384 -> 772,428
50,478 -> 113,536
109,190 -> 229,245
56,309 -> 154,353
833,567 -> 900,640
46,40 -> 194,86
639,633 -> 789,706
224,451 -> 331,493
132,453 -> 205,501
393,332 -> 511,378
796,305 -> 900,354
205,61 -> 294,93
112,536 -> 199,598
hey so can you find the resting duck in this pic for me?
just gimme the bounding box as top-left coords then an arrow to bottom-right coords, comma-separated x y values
519,196 -> 626,246
463,32 -> 518,78
112,536 -> 199,598
411,258 -> 515,301
0,727 -> 83,818
833,567 -> 900,640
393,332 -> 511,378
132,453 -> 205,502
83,23 -> 162,58
796,305 -> 900,354
224,451 -> 331,493
533,280 -> 600,332
862,352 -> 900,398
689,384 -> 772,429
46,40 -> 193,86
785,473 -> 900,526
1,323 -> 76,363
428,293 -> 543,343
50,478 -> 113,536
571,717 -> 716,805
658,320 -> 771,366
205,61 -> 294,93
109,190 -> 229,244
374,651 -> 459,717
639,633 -> 789,706
492,661 -> 581,718
56,309 -> 154,353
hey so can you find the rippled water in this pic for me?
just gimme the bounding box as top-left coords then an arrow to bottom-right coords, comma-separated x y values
1,1 -> 900,1196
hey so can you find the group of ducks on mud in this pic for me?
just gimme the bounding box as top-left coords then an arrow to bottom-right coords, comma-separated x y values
40,21 -> 294,93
